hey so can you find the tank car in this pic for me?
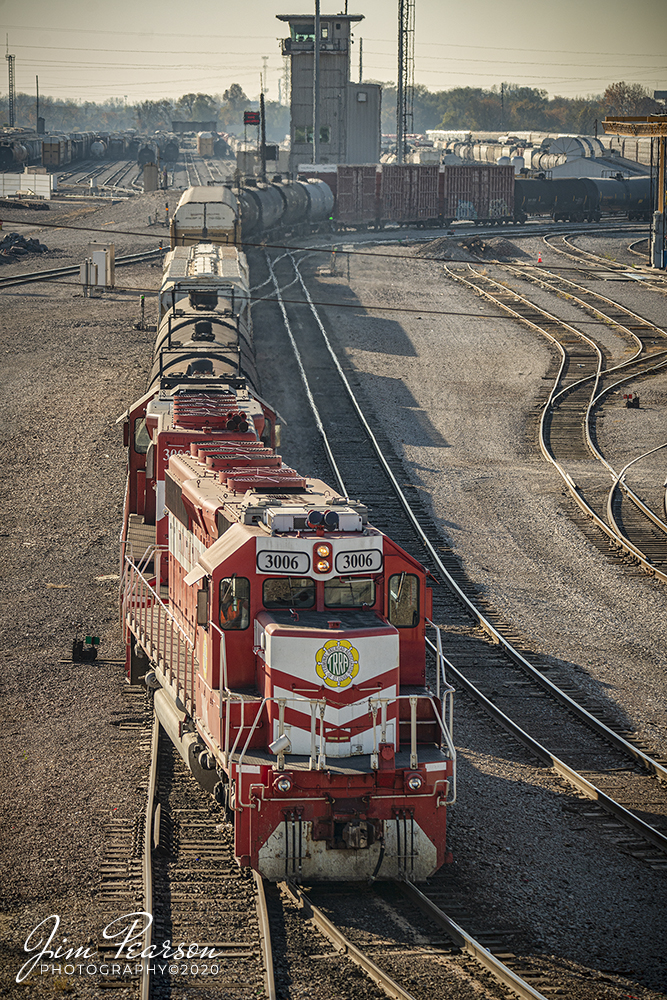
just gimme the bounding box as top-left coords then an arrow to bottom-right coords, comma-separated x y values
160,134 -> 180,162
214,135 -> 234,159
170,186 -> 241,246
551,178 -> 597,223
587,175 -> 651,222
119,242 -> 456,881
137,142 -> 159,167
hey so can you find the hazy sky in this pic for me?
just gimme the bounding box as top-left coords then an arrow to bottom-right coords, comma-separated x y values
1,0 -> 665,104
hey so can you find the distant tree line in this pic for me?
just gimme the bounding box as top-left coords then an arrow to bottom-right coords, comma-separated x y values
1,80 -> 661,141
375,80 -> 663,135
0,84 -> 291,142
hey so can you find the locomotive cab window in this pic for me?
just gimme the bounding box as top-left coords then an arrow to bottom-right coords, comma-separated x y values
219,577 -> 250,630
388,573 -> 419,628
134,417 -> 150,454
325,577 -> 375,608
263,577 -> 315,609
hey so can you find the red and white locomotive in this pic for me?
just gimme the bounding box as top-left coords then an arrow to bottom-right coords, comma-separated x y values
119,242 -> 456,881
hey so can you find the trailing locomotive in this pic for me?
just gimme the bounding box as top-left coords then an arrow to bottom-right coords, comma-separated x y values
119,242 -> 456,881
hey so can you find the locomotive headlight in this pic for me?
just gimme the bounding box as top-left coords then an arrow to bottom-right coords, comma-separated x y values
314,542 -> 332,573
276,777 -> 292,793
407,774 -> 423,791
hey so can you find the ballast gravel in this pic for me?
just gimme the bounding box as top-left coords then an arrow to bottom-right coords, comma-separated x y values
0,194 -> 666,999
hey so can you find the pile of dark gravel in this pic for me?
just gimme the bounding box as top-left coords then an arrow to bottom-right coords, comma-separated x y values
0,232 -> 49,263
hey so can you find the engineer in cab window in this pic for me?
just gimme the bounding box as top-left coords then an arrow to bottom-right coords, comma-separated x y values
219,577 -> 250,630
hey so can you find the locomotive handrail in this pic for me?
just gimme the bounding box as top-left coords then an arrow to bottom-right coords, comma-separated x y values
224,687 -> 456,809
426,619 -> 455,736
122,555 -> 197,707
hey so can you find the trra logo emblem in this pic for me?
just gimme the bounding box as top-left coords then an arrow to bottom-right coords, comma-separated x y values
315,639 -> 360,688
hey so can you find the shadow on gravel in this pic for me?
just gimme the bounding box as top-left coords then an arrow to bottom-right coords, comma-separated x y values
311,274 -> 419,358
362,375 -> 450,447
447,742 -> 667,989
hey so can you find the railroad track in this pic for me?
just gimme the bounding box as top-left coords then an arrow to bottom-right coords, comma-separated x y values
94,698 -> 275,999
445,261 -> 667,580
184,151 -> 202,187
542,231 -> 666,290
139,722 -> 275,999
0,247 -> 164,289
281,877 -> 637,1000
256,242 -> 667,987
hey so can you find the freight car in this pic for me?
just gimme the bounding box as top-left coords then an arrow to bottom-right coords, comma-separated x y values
171,166 -> 650,246
42,136 -> 72,168
514,174 -> 651,223
170,179 -> 334,247
137,133 -> 180,168
0,133 -> 42,170
119,242 -> 456,880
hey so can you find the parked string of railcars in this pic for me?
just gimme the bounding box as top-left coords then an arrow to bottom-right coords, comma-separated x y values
119,241 -> 456,880
170,165 -> 651,246
0,128 -> 180,170
305,163 -> 651,227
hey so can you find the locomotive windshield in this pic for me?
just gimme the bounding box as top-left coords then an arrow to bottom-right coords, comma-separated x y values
263,577 -> 315,608
324,577 -> 375,608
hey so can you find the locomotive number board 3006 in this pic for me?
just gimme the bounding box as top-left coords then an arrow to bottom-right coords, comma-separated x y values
256,548 -> 383,575
257,550 -> 311,573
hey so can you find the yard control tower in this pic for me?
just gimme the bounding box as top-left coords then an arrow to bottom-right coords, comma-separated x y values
277,11 -> 381,174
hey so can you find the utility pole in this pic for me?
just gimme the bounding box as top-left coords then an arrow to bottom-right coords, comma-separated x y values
500,82 -> 504,131
359,37 -> 363,84
6,36 -> 16,128
36,75 -> 39,132
260,89 -> 267,183
262,55 -> 269,96
396,0 -> 415,164
313,0 -> 321,164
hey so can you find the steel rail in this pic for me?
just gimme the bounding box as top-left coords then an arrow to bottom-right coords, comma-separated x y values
543,232 -> 667,289
428,638 -> 667,854
501,260 -> 662,345
140,713 -> 160,1000
445,262 -> 667,584
253,874 -> 277,1000
606,441 -> 667,548
264,249 -> 347,497
395,880 -> 549,1000
0,247 -> 163,289
481,259 -> 667,555
542,232 -> 650,273
627,238 -> 649,261
281,881 -> 418,1000
288,249 -> 667,784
